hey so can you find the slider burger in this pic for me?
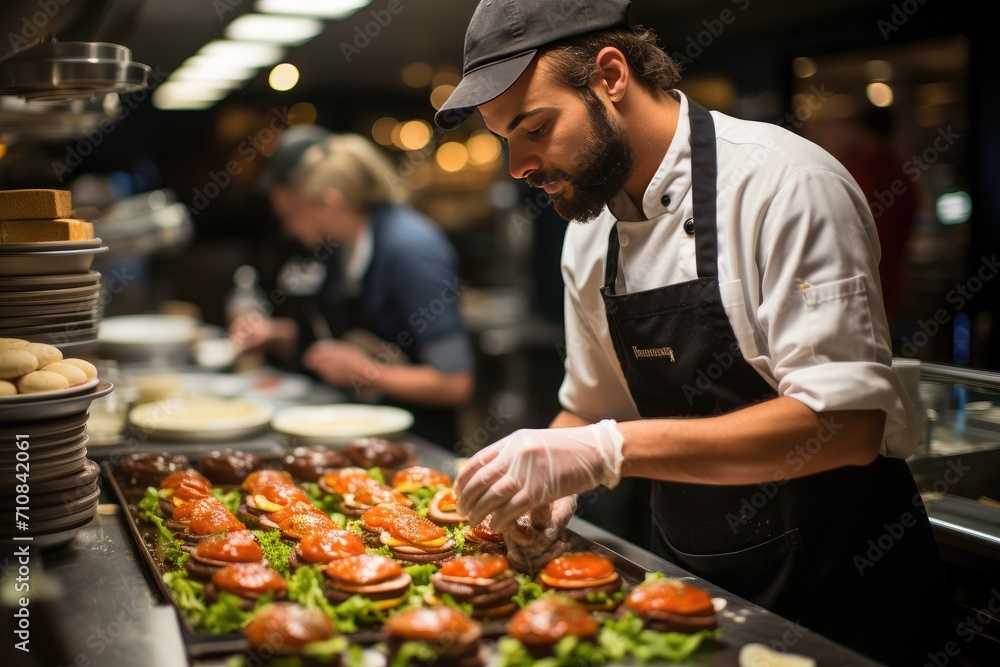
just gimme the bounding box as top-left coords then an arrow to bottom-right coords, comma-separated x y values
427,488 -> 465,527
430,554 -> 519,619
376,507 -> 455,565
384,606 -> 483,667
318,467 -> 412,517
277,512 -> 340,542
506,595 -> 598,658
238,482 -> 313,528
242,469 -> 295,493
359,502 -> 412,548
392,466 -> 452,493
185,530 -> 264,580
243,602 -> 340,664
168,496 -> 246,543
537,552 -> 624,612
206,562 -> 289,610
289,528 -> 366,571
323,554 -> 412,611
621,577 -> 718,633
462,514 -> 505,555
157,469 -> 213,518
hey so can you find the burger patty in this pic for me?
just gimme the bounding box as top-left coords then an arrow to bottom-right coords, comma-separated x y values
640,608 -> 717,633
431,574 -> 519,609
324,579 -> 411,604
184,557 -> 223,581
391,548 -> 456,566
542,578 -> 623,602
386,636 -> 482,667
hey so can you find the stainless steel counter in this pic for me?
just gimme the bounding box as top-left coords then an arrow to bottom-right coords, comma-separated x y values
0,425 -> 885,667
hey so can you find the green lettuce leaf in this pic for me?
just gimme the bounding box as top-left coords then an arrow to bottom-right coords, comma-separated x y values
512,572 -> 546,608
252,529 -> 294,577
599,611 -> 720,662
389,641 -> 438,667
403,563 -> 438,586
211,487 -> 243,515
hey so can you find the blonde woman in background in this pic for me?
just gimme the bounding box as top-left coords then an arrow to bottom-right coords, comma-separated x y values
232,129 -> 474,448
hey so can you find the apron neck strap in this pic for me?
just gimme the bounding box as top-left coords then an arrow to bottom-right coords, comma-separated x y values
689,100 -> 719,279
603,99 -> 720,293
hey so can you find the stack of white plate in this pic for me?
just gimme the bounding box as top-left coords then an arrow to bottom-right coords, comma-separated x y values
0,380 -> 113,549
0,239 -> 108,348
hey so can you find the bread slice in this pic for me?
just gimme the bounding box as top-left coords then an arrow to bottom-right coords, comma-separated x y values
0,189 -> 73,220
0,218 -> 94,243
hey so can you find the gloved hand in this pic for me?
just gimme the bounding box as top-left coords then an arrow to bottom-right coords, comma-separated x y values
504,496 -> 578,574
454,420 -> 625,530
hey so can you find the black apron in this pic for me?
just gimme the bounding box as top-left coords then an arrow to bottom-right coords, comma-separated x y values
599,101 -> 951,666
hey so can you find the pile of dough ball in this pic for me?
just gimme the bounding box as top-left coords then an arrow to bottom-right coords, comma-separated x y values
0,337 -> 98,396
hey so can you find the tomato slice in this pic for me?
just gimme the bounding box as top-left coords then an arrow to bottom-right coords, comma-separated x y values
508,596 -> 597,644
361,503 -> 415,531
255,483 -> 311,507
438,554 -> 509,580
385,512 -> 445,544
325,554 -> 402,585
299,529 -> 366,562
170,480 -> 212,504
213,562 -> 288,597
434,489 -> 458,512
542,552 -> 616,581
193,530 -> 263,562
384,606 -> 477,640
266,501 -> 329,525
624,578 -> 715,615
243,602 -> 335,650
320,468 -> 378,495
242,469 -> 294,493
176,497 -> 245,535
391,466 -> 452,491
278,513 -> 337,540
471,514 -> 503,542
160,469 -> 212,491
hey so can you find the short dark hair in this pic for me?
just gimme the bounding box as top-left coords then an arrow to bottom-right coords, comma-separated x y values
541,26 -> 681,95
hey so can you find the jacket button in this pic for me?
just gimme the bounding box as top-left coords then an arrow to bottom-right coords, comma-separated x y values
660,194 -> 671,207
683,218 -> 695,235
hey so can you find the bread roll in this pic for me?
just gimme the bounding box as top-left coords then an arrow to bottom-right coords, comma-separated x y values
0,189 -> 73,220
60,357 -> 98,380
0,380 -> 16,396
0,349 -> 38,379
43,361 -> 88,386
17,370 -> 70,393
0,337 -> 29,350
21,342 -> 62,367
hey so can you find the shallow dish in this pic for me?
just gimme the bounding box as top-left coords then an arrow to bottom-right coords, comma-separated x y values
0,284 -> 101,304
0,245 -> 109,276
0,297 -> 99,317
0,458 -> 99,497
0,309 -> 98,328
271,403 -> 415,444
0,377 -> 99,404
0,378 -> 113,423
128,396 -> 274,441
0,238 -> 104,252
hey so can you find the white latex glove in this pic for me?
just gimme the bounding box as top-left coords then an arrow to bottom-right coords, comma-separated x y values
454,420 -> 624,530
504,496 -> 578,574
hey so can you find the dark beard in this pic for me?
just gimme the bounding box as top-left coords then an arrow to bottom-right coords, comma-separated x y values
527,87 -> 634,223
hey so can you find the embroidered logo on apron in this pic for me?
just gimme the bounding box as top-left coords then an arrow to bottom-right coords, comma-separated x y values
631,345 -> 675,361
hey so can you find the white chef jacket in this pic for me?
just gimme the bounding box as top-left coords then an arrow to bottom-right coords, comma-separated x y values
559,91 -> 920,458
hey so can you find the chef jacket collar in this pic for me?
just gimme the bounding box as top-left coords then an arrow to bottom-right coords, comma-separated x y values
606,90 -> 691,223
343,220 -> 373,295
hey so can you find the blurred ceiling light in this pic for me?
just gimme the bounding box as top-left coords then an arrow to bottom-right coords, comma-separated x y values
371,117 -> 397,146
791,57 -> 817,78
254,0 -> 370,19
398,120 -> 432,150
172,62 -> 257,83
226,14 -> 323,45
401,62 -> 434,88
429,84 -> 456,110
289,101 -> 317,125
431,69 -> 461,88
866,82 -> 893,108
153,82 -> 227,110
936,191 -> 972,225
269,63 -> 300,91
466,130 -> 502,166
199,40 -> 286,68
435,141 -> 469,172
865,59 -> 893,82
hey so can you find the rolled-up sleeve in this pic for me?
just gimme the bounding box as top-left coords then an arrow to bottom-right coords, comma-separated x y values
755,169 -> 919,457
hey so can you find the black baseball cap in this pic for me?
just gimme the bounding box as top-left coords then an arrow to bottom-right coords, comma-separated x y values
434,0 -> 631,129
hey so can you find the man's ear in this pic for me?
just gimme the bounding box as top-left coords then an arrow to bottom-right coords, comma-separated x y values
594,46 -> 629,103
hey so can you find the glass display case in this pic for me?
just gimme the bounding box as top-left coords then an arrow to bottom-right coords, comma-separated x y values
905,362 -> 1000,659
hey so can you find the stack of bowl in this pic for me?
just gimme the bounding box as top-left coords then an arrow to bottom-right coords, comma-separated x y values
0,364 -> 112,548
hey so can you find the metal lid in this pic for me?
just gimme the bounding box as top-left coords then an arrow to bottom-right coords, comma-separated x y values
0,41 -> 151,102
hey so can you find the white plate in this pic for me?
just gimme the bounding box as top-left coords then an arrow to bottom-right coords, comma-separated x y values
128,396 -> 274,441
0,377 -> 99,404
271,404 -> 414,444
